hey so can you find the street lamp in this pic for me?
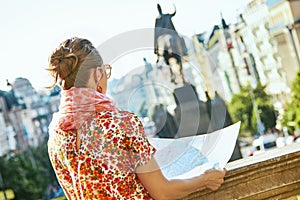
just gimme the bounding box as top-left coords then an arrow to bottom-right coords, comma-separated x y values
286,21 -> 300,70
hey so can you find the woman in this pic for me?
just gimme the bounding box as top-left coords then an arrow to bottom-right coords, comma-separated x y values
47,37 -> 226,200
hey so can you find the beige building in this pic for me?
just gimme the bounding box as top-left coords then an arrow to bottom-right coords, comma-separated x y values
193,31 -> 232,101
238,0 -> 290,97
194,25 -> 242,102
268,0 -> 300,87
195,0 -> 292,103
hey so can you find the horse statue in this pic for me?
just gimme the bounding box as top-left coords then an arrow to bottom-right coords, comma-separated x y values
154,4 -> 188,84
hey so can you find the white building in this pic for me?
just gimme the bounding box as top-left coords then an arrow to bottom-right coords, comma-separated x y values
202,24 -> 245,101
240,0 -> 289,96
267,0 -> 300,87
201,0 -> 290,103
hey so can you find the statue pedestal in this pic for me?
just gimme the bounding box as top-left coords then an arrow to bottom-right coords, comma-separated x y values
173,83 -> 210,137
172,83 -> 242,161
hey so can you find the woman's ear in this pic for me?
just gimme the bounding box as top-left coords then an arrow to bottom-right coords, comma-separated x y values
94,67 -> 102,82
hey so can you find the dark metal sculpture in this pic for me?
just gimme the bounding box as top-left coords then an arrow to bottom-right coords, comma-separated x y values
154,4 -> 187,84
152,104 -> 178,138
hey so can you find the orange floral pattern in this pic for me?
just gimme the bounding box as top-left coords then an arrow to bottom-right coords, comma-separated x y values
48,110 -> 156,199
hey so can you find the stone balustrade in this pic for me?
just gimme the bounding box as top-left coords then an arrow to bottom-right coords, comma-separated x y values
183,143 -> 300,200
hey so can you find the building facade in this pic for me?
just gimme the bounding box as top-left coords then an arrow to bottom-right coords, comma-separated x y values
238,0 -> 289,96
196,0 -> 292,104
268,0 -> 300,87
0,78 -> 60,155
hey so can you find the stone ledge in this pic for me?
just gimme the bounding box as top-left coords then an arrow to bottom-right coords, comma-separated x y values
183,143 -> 300,200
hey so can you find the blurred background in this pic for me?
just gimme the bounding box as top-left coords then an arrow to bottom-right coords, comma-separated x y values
0,0 -> 300,199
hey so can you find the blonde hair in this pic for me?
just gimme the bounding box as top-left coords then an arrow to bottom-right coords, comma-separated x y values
47,37 -> 103,90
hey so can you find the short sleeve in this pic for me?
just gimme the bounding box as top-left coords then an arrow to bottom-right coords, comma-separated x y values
126,114 -> 156,169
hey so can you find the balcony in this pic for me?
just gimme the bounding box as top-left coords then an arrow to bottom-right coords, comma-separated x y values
183,143 -> 300,199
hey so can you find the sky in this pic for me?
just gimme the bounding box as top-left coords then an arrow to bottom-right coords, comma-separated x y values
0,0 -> 248,91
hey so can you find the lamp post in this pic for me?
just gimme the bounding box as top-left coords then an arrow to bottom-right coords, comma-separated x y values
249,82 -> 264,135
286,23 -> 300,70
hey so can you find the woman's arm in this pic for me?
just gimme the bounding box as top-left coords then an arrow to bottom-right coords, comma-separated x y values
136,157 -> 226,200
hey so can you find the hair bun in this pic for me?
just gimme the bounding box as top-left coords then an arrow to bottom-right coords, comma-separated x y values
46,37 -> 103,90
49,48 -> 78,79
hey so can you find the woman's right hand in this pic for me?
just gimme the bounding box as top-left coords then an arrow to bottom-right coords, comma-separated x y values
203,168 -> 226,191
137,157 -> 227,199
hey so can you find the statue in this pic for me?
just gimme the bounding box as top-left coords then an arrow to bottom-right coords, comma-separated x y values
152,104 -> 178,138
154,4 -> 187,84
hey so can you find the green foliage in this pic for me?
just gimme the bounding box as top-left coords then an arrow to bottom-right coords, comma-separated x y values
228,86 -> 253,134
0,140 -> 56,200
228,83 -> 276,136
282,71 -> 300,131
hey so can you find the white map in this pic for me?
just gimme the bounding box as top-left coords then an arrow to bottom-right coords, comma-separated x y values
148,122 -> 241,180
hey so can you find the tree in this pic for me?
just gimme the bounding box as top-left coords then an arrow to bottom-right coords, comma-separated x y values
282,70 -> 300,132
228,83 -> 276,136
0,140 -> 57,200
228,87 -> 253,134
252,85 -> 277,131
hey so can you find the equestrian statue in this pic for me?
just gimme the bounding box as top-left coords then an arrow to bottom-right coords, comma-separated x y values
154,4 -> 188,84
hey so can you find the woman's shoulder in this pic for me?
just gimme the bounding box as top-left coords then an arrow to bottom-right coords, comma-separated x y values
95,110 -> 139,121
92,111 -> 143,132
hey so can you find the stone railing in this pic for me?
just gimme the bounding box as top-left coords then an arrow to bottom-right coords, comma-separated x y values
183,143 -> 300,200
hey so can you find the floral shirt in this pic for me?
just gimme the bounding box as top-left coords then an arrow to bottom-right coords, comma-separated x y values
48,111 -> 156,199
